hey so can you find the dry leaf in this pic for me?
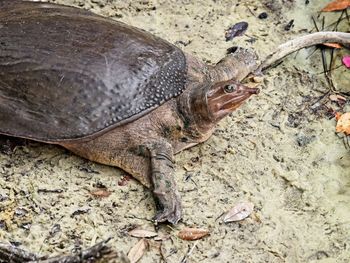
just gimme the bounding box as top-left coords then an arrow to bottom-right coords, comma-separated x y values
225,21 -> 249,41
336,112 -> 350,135
223,201 -> 254,223
335,112 -> 342,121
178,227 -> 209,241
90,189 -> 111,198
329,94 -> 347,102
322,0 -> 350,11
129,229 -> 158,238
322,43 -> 342,49
128,239 -> 148,263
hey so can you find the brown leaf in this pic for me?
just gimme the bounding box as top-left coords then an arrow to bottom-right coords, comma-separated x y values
178,227 -> 209,241
128,229 -> 158,238
128,239 -> 148,263
90,189 -> 111,198
225,21 -> 249,41
322,43 -> 342,49
223,201 -> 254,223
336,112 -> 350,135
322,0 -> 350,11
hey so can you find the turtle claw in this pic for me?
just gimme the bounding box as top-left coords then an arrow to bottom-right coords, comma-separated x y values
153,189 -> 182,224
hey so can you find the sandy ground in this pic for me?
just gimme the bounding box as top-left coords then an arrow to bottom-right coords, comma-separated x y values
0,0 -> 349,262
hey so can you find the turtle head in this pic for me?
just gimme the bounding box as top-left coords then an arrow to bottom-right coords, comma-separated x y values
184,79 -> 259,139
177,52 -> 259,144
206,79 -> 259,122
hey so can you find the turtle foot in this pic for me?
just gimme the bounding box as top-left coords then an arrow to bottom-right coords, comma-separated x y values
153,189 -> 182,224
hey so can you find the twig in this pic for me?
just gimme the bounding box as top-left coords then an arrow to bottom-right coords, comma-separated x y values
317,64 -> 344,74
334,10 -> 345,31
321,48 -> 334,90
0,238 -> 115,263
0,243 -> 38,262
343,136 -> 350,150
180,240 -> 199,263
310,15 -> 342,93
256,32 -> 350,72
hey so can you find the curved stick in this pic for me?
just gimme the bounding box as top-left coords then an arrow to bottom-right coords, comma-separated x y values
257,32 -> 350,72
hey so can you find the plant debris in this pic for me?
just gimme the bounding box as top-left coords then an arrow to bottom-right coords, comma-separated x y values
322,43 -> 342,49
178,227 -> 209,241
336,112 -> 350,135
322,0 -> 350,12
223,202 -> 254,223
89,189 -> 111,198
70,208 -> 90,218
225,21 -> 248,41
128,239 -> 148,263
284,19 -> 294,31
128,229 -> 158,238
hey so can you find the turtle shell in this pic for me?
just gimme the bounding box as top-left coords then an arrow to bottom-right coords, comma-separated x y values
0,1 -> 187,142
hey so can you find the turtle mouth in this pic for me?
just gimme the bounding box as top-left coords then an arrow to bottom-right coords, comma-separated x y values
219,88 -> 259,110
207,85 -> 259,121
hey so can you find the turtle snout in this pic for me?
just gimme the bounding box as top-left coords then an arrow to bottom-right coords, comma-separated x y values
246,87 -> 260,95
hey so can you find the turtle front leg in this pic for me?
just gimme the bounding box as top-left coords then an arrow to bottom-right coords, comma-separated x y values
148,141 -> 182,224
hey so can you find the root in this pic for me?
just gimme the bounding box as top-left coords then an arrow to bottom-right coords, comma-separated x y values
256,32 -> 350,73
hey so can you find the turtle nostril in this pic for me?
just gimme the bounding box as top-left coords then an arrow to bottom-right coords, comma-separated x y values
249,87 -> 260,94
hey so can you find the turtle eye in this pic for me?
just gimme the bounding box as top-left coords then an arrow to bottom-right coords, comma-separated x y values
223,84 -> 237,93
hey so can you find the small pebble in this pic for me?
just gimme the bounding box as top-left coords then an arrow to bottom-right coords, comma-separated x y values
258,12 -> 268,19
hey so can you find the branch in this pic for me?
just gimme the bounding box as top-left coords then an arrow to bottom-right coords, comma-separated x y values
257,32 -> 350,72
38,238 -> 114,263
0,243 -> 38,262
0,238 -> 116,263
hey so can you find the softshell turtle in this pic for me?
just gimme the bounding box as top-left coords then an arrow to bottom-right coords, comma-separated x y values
0,1 -> 349,224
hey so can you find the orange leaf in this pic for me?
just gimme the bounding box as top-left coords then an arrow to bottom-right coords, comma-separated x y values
322,0 -> 350,11
335,112 -> 342,121
90,189 -> 111,198
322,43 -> 342,49
178,227 -> 209,241
336,112 -> 350,135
